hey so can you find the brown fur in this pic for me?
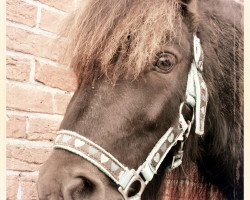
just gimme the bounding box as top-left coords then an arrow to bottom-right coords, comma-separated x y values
38,0 -> 243,199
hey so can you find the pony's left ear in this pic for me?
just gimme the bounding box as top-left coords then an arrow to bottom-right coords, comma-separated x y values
179,0 -> 199,33
180,0 -> 192,3
179,0 -> 197,7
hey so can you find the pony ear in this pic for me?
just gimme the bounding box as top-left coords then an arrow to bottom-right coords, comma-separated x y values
180,0 -> 192,3
179,0 -> 196,5
179,0 -> 199,33
179,0 -> 197,12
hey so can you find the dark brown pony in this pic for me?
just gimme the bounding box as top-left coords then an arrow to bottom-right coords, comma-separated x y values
37,0 -> 243,199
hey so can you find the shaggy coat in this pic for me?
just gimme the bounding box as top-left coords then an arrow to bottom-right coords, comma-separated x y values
38,0 -> 243,199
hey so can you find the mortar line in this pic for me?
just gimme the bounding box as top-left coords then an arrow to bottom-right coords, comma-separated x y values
7,138 -> 53,148
29,58 -> 36,83
16,181 -> 22,200
35,6 -> 42,29
23,0 -> 68,15
7,79 -> 73,94
6,109 -> 64,120
7,170 -> 39,177
7,21 -> 56,38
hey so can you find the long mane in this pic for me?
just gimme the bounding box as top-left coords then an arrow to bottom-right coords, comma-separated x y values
176,0 -> 243,199
58,0 -> 243,199
199,0 -> 243,198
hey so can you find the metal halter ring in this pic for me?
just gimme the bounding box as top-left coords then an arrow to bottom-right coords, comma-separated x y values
118,167 -> 148,200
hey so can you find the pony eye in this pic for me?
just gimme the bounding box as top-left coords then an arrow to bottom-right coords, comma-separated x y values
154,53 -> 176,73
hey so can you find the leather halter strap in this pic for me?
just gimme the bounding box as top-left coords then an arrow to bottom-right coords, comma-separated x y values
53,35 -> 208,200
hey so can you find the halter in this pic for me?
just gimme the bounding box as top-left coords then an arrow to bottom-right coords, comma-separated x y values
53,35 -> 208,200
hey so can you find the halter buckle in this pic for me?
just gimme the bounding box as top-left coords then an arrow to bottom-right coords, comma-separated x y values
170,150 -> 183,170
168,115 -> 193,171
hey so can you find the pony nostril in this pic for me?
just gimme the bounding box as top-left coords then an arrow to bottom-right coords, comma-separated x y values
63,176 -> 95,199
72,177 -> 94,198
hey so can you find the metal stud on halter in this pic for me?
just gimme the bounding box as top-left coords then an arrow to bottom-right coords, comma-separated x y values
53,35 -> 208,200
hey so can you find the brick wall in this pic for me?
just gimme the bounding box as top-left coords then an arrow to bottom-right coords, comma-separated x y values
6,0 -> 77,199
6,0 -> 220,199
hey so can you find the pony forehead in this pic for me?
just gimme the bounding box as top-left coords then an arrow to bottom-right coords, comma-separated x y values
61,0 -> 185,86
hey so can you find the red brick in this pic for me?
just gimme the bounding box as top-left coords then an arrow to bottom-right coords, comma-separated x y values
53,93 -> 72,115
7,145 -> 51,172
38,0 -> 74,12
35,61 -> 77,92
7,157 -> 39,172
7,26 -> 66,62
20,176 -> 38,200
7,83 -> 53,114
40,9 -> 64,33
6,56 -> 30,81
7,115 -> 27,138
7,176 -> 19,200
7,0 -> 37,27
27,118 -> 61,141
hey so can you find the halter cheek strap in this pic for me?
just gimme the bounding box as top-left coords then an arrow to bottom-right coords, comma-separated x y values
186,35 -> 208,135
53,35 -> 208,200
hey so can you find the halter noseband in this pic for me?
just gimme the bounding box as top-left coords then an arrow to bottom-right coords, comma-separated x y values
53,35 -> 208,200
